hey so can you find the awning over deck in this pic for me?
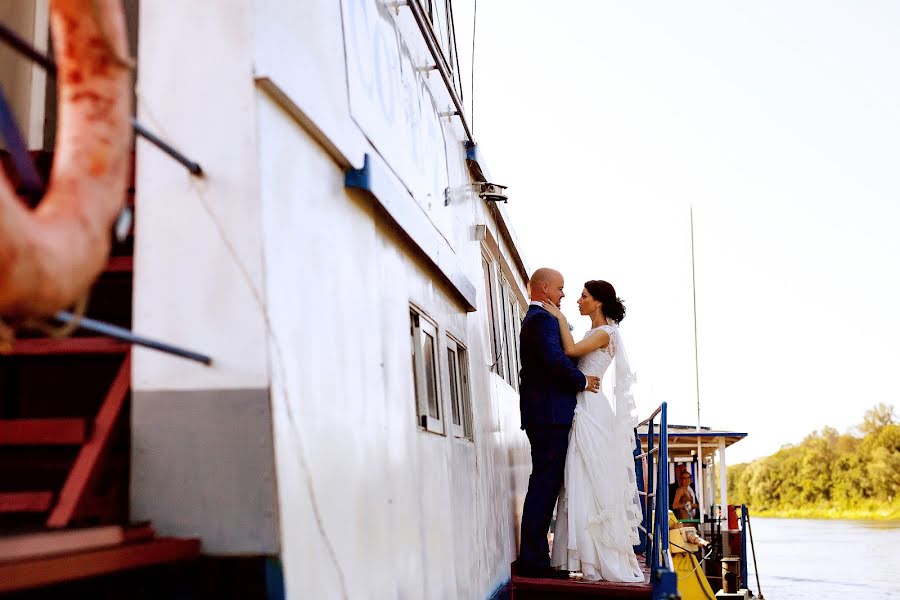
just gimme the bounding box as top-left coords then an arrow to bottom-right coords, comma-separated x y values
637,423 -> 747,459
637,423 -> 748,518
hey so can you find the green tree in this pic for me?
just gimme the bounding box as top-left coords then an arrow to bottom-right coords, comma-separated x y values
727,404 -> 900,518
861,403 -> 896,435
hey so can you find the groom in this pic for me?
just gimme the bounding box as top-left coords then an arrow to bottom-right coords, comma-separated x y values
517,268 -> 600,579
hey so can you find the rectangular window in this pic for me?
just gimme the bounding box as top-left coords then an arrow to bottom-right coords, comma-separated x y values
481,252 -> 501,375
499,273 -> 523,389
410,308 -> 443,434
506,294 -> 522,390
481,247 -> 525,391
498,275 -> 511,382
447,337 -> 473,439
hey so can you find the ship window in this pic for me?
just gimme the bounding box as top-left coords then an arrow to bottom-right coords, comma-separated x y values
447,336 -> 473,440
481,252 -> 501,375
410,307 -> 444,434
499,273 -> 522,390
508,291 -> 522,389
481,246 -> 526,391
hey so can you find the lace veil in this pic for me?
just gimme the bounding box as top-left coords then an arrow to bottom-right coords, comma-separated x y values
606,317 -> 643,548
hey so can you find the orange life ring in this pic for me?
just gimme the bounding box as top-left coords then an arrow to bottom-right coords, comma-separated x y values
0,0 -> 130,319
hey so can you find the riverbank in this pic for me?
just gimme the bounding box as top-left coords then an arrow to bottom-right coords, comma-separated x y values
728,404 -> 900,523
748,501 -> 900,521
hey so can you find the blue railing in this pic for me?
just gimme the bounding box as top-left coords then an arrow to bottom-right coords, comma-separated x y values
634,402 -> 679,599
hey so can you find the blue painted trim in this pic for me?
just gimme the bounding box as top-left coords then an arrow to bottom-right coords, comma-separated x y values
464,140 -> 478,163
344,154 -> 372,191
265,557 -> 286,600
464,140 -> 492,183
345,153 -> 478,312
0,83 -> 43,197
633,432 -> 647,552
643,403 -> 679,600
486,579 -> 510,600
653,569 -> 679,599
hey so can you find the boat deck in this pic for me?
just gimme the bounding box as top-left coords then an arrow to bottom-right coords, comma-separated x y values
510,554 -> 653,599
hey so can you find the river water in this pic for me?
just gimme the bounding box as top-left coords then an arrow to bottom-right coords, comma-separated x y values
744,517 -> 900,599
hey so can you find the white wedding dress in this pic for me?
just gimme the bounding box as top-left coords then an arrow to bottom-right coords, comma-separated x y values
550,324 -> 644,582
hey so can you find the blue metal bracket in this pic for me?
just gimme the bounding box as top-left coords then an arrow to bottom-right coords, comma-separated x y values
653,569 -> 680,599
345,154 -> 478,312
464,140 -> 490,183
264,557 -> 286,600
344,154 -> 372,191
0,83 -> 43,198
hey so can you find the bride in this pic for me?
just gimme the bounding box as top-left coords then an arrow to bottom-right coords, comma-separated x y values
540,279 -> 644,583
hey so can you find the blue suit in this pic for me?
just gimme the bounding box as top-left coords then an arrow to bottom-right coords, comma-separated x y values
517,305 -> 586,572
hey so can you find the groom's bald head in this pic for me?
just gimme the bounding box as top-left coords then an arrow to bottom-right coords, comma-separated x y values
529,268 -> 565,306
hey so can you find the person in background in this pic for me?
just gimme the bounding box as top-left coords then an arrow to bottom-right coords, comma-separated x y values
672,469 -> 699,520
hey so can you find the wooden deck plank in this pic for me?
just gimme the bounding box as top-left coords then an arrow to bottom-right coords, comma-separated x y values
0,418 -> 88,445
0,537 -> 200,593
510,555 -> 652,599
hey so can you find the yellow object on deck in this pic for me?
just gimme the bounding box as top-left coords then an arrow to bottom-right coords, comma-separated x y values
673,552 -> 716,600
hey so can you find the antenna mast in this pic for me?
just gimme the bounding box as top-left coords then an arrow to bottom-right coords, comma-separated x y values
690,205 -> 706,524
690,205 -> 701,430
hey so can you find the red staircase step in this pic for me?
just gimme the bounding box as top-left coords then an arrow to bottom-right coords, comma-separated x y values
5,337 -> 129,356
48,354 -> 131,528
0,524 -> 155,562
0,492 -> 54,513
0,418 -> 89,445
0,536 -> 201,593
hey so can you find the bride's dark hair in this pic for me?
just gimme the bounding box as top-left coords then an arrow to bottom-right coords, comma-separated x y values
584,280 -> 626,323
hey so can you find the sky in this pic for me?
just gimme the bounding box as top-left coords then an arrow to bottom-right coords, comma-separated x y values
457,1 -> 900,463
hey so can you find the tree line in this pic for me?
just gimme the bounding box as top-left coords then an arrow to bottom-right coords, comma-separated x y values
727,403 -> 900,519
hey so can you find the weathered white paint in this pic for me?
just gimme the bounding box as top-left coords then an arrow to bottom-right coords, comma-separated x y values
342,0 -> 454,239
134,0 -> 267,392
133,0 -> 533,596
253,0 -> 366,170
131,0 -> 278,556
257,87 -> 529,597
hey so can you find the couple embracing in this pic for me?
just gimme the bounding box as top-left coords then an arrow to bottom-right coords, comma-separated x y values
517,268 -> 644,583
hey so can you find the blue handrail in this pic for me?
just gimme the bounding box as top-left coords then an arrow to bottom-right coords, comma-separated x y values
634,402 -> 678,599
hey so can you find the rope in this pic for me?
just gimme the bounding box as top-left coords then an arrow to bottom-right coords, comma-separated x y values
1,294 -> 90,344
673,545 -> 713,580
